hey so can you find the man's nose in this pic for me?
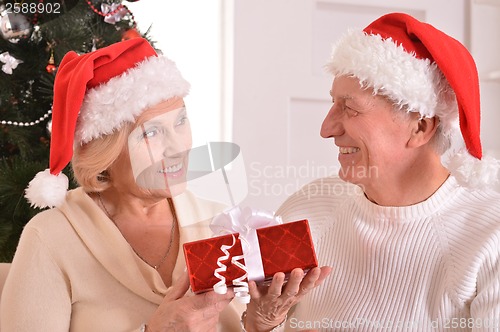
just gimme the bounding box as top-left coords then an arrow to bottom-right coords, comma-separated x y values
320,104 -> 345,138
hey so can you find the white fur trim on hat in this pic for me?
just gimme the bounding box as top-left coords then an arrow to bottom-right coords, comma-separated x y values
75,55 -> 190,144
446,150 -> 500,190
326,30 -> 458,135
25,169 -> 69,208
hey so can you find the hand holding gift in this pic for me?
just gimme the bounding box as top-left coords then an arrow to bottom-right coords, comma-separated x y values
145,272 -> 235,332
179,142 -> 332,330
183,206 -> 332,331
244,266 -> 332,331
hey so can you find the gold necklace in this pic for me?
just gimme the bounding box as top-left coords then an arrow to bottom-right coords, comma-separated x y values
97,192 -> 177,270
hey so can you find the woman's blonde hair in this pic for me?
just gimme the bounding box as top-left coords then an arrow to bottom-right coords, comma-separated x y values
71,122 -> 134,192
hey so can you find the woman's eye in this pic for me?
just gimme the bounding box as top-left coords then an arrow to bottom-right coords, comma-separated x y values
142,127 -> 159,139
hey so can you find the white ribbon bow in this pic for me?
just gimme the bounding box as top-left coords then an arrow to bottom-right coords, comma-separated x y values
101,3 -> 128,24
0,52 -> 23,75
210,206 -> 282,303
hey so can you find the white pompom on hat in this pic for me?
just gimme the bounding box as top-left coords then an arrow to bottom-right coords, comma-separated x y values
326,12 -> 499,188
25,38 -> 190,208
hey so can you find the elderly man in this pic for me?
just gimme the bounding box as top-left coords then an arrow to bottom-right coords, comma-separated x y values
277,12 -> 500,332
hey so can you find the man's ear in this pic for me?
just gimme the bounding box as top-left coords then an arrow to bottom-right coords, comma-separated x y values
407,116 -> 439,148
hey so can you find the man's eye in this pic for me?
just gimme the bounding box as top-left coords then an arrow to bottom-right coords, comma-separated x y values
347,109 -> 359,117
176,116 -> 188,126
343,105 -> 359,117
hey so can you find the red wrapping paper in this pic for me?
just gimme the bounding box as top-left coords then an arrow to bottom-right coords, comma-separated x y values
183,219 -> 318,293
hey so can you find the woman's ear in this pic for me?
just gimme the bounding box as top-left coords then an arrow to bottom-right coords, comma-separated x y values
407,116 -> 440,148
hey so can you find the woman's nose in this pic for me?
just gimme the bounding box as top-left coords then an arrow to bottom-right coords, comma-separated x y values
162,131 -> 188,158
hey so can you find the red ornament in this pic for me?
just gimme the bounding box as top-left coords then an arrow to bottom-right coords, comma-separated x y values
46,51 -> 57,74
46,64 -> 56,73
121,28 -> 141,41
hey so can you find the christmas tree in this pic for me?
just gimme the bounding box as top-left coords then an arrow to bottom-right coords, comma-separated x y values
0,0 -> 149,262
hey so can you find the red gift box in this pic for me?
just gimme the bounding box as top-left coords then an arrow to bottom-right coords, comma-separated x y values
183,219 -> 318,293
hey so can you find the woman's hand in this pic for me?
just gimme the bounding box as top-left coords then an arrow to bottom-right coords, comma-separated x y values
146,272 -> 234,332
244,266 -> 332,332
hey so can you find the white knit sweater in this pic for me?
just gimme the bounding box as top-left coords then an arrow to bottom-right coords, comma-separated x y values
276,176 -> 500,332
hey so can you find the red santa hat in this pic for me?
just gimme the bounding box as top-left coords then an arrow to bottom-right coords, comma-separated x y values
327,12 -> 499,188
25,38 -> 190,208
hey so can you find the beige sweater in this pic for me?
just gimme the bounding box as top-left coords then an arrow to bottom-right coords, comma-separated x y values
1,188 -> 243,331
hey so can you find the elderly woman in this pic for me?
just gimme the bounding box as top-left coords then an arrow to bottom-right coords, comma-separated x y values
277,13 -> 500,332
1,39 -> 328,332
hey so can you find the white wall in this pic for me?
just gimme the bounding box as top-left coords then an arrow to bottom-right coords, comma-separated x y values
470,0 -> 500,166
126,0 -> 225,148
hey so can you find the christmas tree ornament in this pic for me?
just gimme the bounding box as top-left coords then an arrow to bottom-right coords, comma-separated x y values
101,3 -> 128,24
0,12 -> 32,43
0,51 -> 23,74
46,50 -> 57,74
31,24 -> 42,42
0,109 -> 52,127
85,0 -> 129,24
24,80 -> 34,99
46,119 -> 52,135
121,28 -> 141,40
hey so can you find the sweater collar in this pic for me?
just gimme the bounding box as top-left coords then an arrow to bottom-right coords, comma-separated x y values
59,188 -> 166,303
354,175 -> 461,221
59,188 -> 226,303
